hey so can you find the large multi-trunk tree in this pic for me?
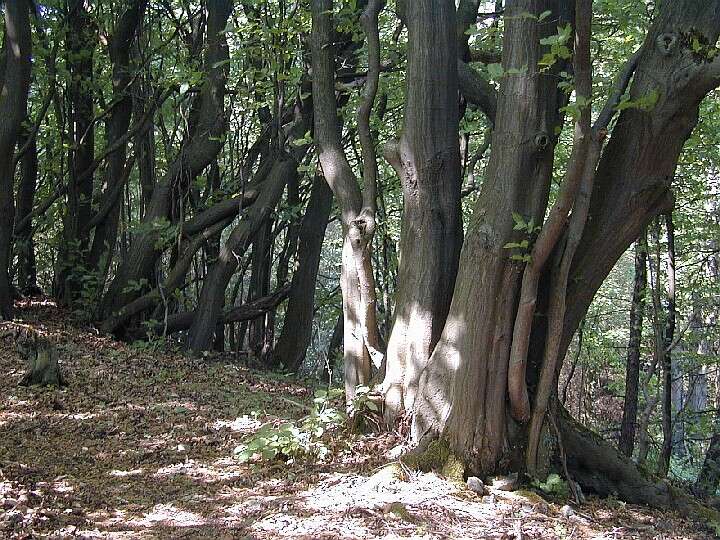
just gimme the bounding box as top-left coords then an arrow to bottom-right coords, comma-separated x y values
390,0 -> 720,501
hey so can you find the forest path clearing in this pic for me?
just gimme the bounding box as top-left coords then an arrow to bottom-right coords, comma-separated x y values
0,301 -> 712,539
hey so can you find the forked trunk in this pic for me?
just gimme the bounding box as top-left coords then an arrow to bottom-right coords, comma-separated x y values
412,0 -> 573,474
410,0 -> 720,498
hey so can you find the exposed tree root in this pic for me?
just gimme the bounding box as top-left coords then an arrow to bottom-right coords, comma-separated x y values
558,407 -> 717,522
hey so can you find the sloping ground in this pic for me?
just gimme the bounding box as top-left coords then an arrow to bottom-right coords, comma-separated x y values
0,300 -> 714,539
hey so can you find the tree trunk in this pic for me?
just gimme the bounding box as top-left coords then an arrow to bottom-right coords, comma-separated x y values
0,0 -> 32,320
619,233 -> 647,457
309,0 -> 384,402
15,124 -> 38,294
188,157 -> 298,352
696,414 -> 720,498
411,0 -> 573,474
248,220 -> 273,359
409,0 -> 720,499
55,0 -> 96,305
274,175 -> 333,371
87,0 -> 147,292
102,0 -> 233,321
658,212 -> 677,477
383,0 -> 463,422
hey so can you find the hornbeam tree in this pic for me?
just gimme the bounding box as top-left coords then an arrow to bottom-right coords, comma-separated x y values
386,0 -> 720,505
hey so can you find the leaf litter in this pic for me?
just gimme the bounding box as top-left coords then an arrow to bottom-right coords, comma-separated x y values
0,300 -> 713,539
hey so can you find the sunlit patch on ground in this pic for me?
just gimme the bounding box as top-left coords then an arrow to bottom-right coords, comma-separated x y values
0,303 -> 713,538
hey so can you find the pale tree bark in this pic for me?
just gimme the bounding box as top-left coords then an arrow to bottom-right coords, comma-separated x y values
0,0 -> 32,320
383,0 -> 462,422
309,0 -> 384,402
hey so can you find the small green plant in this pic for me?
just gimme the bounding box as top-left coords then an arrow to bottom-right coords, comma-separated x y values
235,387 -> 346,463
504,212 -> 542,263
532,473 -> 569,498
538,24 -> 573,70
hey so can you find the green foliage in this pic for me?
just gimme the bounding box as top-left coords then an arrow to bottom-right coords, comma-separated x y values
234,387 -> 346,464
531,473 -> 569,498
538,24 -> 573,70
615,90 -> 660,112
503,212 -> 542,263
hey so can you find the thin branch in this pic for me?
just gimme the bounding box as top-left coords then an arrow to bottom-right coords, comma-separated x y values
593,46 -> 642,133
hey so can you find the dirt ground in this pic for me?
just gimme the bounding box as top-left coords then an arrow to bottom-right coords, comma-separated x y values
0,301 -> 715,539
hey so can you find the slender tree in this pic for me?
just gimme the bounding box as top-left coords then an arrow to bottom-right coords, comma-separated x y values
619,232 -> 648,457
0,0 -> 32,319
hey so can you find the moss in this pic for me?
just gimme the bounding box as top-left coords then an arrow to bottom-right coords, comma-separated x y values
441,454 -> 465,483
386,502 -> 418,524
691,501 -> 720,524
400,438 -> 465,482
515,489 -> 548,505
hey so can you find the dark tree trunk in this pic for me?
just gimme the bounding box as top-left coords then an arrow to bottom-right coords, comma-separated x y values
0,0 -> 32,320
383,0 -> 463,422
619,232 -> 647,457
659,211 -> 677,477
696,416 -> 720,498
102,0 -> 233,321
409,0 -> 720,504
188,157 -> 299,352
248,220 -> 273,359
55,0 -> 96,305
87,0 -> 147,290
321,311 -> 344,382
274,175 -> 333,371
15,125 -> 38,293
411,0 -> 573,473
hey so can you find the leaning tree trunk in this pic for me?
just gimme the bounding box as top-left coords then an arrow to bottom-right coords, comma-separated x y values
273,175 -> 333,371
382,0 -> 463,423
540,0 -> 720,499
188,156 -> 299,352
102,0 -> 233,322
0,0 -> 32,320
619,232 -> 647,457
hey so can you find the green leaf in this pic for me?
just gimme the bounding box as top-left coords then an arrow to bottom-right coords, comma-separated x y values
487,63 -> 505,79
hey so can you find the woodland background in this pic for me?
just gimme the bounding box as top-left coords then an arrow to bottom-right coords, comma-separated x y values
1,0 -> 720,536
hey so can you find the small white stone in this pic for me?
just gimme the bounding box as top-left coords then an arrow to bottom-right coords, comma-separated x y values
467,476 -> 486,494
491,472 -> 518,491
560,504 -> 575,517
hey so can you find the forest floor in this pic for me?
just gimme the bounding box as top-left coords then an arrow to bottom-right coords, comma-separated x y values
0,300 -> 716,539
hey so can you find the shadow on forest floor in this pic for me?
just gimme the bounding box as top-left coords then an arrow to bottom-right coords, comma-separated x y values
0,300 -> 713,539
